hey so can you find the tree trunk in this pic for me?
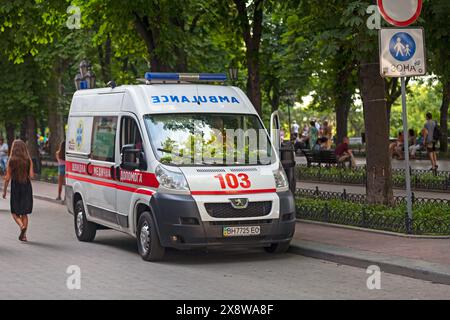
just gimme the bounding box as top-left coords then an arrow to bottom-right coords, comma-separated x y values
267,80 -> 281,113
20,118 -> 27,141
48,106 -> 64,160
247,56 -> 262,115
25,115 -> 39,159
25,115 -> 41,174
47,60 -> 66,160
5,122 -> 15,154
234,0 -> 264,116
335,64 -> 353,144
439,79 -> 450,152
359,59 -> 394,205
98,35 -> 112,85
335,103 -> 350,145
133,13 -> 172,72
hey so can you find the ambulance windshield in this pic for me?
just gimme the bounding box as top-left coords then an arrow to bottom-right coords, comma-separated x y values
144,113 -> 275,166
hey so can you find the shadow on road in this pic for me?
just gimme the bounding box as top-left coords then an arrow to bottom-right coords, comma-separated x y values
92,232 -> 294,265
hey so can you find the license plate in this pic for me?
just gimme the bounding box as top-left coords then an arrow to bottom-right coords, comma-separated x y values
223,226 -> 261,237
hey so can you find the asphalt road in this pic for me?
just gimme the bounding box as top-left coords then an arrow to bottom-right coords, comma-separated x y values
0,197 -> 449,300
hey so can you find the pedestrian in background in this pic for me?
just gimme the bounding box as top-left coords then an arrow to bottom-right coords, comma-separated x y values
321,121 -> 333,149
291,120 -> 299,140
56,140 -> 66,201
422,112 -> 438,171
0,137 -> 8,175
308,120 -> 318,149
335,137 -> 356,169
2,139 -> 34,242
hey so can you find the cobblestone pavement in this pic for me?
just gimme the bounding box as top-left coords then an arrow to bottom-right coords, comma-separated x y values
0,198 -> 449,300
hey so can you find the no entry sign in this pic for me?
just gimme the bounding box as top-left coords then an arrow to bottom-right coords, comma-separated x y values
377,0 -> 422,27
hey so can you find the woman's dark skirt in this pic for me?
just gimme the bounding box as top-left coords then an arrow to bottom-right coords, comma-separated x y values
10,179 -> 33,215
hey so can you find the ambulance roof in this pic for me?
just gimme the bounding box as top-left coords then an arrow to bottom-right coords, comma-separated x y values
72,84 -> 257,116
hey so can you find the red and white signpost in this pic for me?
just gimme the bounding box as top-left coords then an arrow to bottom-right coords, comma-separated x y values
377,0 -> 422,27
377,0 -> 425,228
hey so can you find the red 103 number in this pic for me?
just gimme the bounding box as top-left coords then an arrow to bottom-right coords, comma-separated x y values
214,173 -> 251,189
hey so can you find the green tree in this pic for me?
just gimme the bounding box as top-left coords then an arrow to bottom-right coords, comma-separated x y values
423,0 -> 450,152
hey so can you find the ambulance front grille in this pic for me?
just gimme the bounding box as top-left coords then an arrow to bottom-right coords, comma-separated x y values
230,168 -> 258,172
205,201 -> 272,218
196,168 -> 226,173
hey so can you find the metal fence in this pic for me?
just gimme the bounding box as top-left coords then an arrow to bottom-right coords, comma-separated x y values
295,187 -> 450,235
296,164 -> 450,191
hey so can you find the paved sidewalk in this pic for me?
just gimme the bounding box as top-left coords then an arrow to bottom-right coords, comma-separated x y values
297,181 -> 450,199
291,221 -> 450,285
31,180 -> 65,203
294,221 -> 450,265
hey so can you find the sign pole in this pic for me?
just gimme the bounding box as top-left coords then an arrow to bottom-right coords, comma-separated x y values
401,76 -> 413,222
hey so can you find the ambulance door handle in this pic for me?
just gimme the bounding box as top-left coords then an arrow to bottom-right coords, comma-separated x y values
115,166 -> 121,181
86,163 -> 93,176
110,165 -> 120,181
110,165 -> 115,180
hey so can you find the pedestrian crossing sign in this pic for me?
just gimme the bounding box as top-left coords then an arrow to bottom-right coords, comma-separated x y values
379,28 -> 426,78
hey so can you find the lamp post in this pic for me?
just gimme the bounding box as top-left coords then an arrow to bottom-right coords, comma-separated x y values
74,60 -> 96,90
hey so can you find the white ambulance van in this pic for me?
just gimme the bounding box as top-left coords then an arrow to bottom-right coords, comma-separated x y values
66,73 -> 296,261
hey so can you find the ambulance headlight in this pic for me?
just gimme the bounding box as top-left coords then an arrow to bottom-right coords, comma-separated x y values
273,164 -> 289,191
155,165 -> 189,191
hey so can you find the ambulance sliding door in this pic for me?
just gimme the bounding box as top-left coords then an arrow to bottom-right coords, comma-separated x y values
86,115 -> 118,225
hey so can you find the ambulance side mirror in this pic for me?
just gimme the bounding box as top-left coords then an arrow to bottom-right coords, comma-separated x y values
120,144 -> 147,171
270,111 -> 281,154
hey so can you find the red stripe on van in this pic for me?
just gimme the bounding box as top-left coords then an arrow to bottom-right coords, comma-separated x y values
190,188 -> 276,196
66,161 -> 159,188
66,174 -> 155,196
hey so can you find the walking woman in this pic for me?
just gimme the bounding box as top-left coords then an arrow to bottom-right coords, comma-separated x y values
56,140 -> 65,201
2,140 -> 34,242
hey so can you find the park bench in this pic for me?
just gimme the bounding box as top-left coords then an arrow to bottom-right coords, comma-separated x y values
301,149 -> 338,167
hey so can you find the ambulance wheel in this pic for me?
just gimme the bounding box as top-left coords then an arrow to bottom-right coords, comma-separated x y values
74,199 -> 97,242
264,240 -> 291,254
137,212 -> 165,262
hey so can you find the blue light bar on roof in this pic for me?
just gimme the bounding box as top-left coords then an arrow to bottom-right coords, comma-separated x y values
144,72 -> 227,82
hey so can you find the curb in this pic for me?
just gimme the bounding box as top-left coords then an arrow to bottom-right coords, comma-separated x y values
33,194 -> 65,205
297,219 -> 450,239
289,239 -> 450,286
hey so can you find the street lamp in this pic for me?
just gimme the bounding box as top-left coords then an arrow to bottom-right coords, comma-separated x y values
74,60 -> 96,90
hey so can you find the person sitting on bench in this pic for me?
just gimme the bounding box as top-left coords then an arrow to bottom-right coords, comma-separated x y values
312,137 -> 328,152
334,137 -> 356,169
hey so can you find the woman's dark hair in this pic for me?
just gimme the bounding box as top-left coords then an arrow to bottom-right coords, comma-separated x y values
426,112 -> 432,120
57,140 -> 65,161
7,140 -> 31,183
408,129 -> 415,137
310,121 -> 315,126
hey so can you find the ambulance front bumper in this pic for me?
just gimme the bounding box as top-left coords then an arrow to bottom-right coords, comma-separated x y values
149,191 -> 296,249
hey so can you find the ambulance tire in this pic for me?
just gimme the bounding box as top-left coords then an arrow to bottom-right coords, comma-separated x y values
264,240 -> 291,254
74,199 -> 97,242
137,212 -> 165,262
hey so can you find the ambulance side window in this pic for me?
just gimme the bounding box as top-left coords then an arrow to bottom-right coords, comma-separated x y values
120,116 -> 143,152
91,116 -> 118,162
